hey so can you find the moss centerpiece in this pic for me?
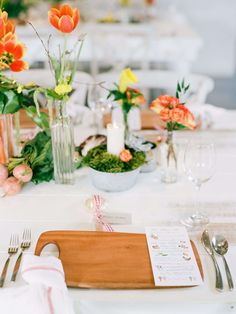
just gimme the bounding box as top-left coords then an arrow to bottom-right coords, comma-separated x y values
83,144 -> 146,192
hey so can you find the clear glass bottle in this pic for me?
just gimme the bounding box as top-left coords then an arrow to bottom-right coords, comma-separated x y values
51,101 -> 75,184
160,131 -> 178,183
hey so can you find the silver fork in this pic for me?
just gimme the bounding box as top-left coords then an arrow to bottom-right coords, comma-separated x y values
0,234 -> 19,287
11,229 -> 31,282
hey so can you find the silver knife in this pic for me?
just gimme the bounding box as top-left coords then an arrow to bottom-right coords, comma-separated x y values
201,229 -> 224,291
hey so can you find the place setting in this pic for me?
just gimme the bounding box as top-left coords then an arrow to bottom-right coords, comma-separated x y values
0,0 -> 236,313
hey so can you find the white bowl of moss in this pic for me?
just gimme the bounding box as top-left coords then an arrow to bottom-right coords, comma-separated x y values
83,144 -> 145,192
89,167 -> 140,192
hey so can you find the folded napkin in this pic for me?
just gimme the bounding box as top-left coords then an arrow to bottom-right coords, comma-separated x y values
0,255 -> 75,314
187,103 -> 236,130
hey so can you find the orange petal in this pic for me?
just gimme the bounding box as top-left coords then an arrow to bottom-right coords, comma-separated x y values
3,33 -> 16,42
60,4 -> 73,17
12,43 -> 25,59
48,13 -> 60,30
4,40 -> 16,54
5,20 -> 15,34
58,15 -> 74,33
0,11 -> 8,22
0,18 -> 6,39
72,8 -> 80,29
49,7 -> 61,17
0,42 -> 4,55
10,60 -> 28,72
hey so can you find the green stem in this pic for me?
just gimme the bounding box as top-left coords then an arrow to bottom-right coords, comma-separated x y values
69,39 -> 84,85
166,131 -> 177,168
123,109 -> 129,139
59,35 -> 68,84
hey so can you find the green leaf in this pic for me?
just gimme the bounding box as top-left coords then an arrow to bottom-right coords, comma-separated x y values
2,90 -> 20,114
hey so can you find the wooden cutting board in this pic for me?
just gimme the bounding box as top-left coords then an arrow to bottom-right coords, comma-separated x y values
35,231 -> 203,289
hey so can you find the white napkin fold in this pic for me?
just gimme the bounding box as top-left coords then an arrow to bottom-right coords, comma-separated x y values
187,103 -> 236,130
0,255 -> 75,314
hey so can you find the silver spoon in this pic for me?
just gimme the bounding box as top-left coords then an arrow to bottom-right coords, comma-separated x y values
212,235 -> 234,291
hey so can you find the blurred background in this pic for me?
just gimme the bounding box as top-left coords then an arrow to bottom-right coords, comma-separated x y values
4,0 -> 236,109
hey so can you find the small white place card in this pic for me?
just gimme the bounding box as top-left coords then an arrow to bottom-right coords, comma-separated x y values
145,226 -> 203,287
102,211 -> 132,225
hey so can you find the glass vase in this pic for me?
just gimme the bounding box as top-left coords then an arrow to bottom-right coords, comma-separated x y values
51,101 -> 75,185
0,114 -> 15,164
160,131 -> 178,183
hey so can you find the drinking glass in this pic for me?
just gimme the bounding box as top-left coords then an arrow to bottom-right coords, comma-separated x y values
87,85 -> 111,134
181,141 -> 215,228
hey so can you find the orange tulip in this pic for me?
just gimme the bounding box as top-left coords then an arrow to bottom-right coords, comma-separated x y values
0,40 -> 28,72
0,10 -> 15,40
48,4 -> 80,33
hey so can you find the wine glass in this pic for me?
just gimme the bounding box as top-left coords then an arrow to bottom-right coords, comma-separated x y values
181,141 -> 215,228
87,85 -> 111,134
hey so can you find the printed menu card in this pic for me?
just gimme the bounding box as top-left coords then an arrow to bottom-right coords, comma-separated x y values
145,226 -> 203,287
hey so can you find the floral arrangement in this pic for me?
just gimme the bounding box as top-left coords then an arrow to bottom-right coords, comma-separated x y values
108,68 -> 145,134
150,80 -> 196,183
150,80 -> 196,132
0,3 -> 84,195
39,3 -> 83,116
83,144 -> 145,173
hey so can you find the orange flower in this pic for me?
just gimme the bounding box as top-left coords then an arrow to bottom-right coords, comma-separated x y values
0,40 -> 28,72
0,10 -> 15,41
150,95 -> 196,129
48,4 -> 80,33
119,149 -> 133,162
174,104 -> 196,129
126,87 -> 145,105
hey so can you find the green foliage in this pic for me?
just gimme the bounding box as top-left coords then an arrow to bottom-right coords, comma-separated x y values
108,85 -> 143,115
8,131 -> 54,184
3,0 -> 34,18
83,144 -> 146,173
0,75 -> 50,129
176,78 -> 190,99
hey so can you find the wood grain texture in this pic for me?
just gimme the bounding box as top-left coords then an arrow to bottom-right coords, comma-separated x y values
35,231 -> 203,289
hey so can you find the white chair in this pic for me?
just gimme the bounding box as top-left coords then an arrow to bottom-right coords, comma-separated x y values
97,69 -> 214,105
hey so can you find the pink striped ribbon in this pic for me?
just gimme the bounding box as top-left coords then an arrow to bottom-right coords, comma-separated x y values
93,195 -> 114,232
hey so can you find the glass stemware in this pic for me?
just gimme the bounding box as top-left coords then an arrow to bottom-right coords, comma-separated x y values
181,141 -> 215,228
87,85 -> 111,134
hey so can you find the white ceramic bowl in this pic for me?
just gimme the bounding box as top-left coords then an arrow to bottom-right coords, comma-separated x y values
89,167 -> 140,192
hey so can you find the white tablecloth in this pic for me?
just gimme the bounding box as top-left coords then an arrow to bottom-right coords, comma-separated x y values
0,130 -> 236,313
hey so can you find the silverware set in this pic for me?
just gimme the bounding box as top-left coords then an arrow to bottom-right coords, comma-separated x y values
0,229 -> 31,288
201,229 -> 234,292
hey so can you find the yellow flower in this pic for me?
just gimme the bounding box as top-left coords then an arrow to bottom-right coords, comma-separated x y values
26,82 -> 36,87
120,0 -> 130,6
17,85 -> 23,93
119,68 -> 138,93
55,83 -> 72,96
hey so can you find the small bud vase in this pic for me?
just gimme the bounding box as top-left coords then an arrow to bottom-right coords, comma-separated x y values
51,101 -> 75,185
0,114 -> 15,164
160,131 -> 178,183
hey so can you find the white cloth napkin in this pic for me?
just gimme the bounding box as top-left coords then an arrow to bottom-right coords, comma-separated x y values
0,255 -> 75,314
187,103 -> 236,130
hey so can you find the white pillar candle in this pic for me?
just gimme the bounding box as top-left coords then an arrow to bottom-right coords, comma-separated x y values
107,123 -> 125,156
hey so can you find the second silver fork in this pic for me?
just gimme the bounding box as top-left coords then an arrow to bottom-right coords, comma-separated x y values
11,229 -> 31,282
0,234 -> 19,287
